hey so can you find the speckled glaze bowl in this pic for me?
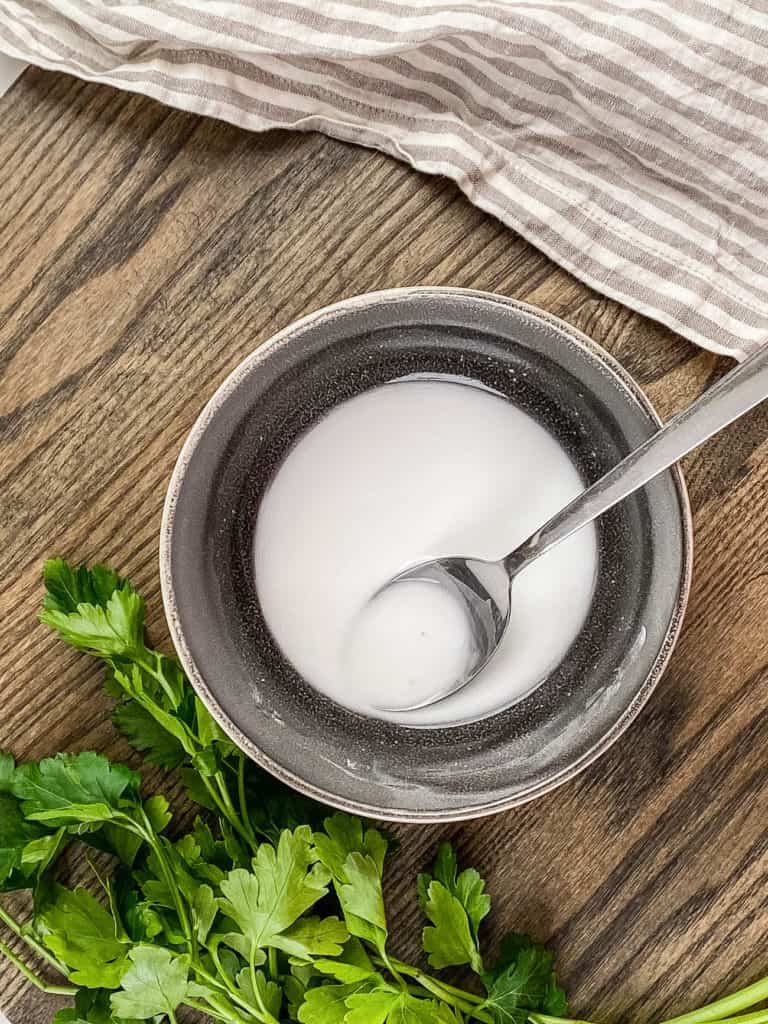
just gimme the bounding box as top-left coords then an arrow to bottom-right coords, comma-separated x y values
160,287 -> 692,823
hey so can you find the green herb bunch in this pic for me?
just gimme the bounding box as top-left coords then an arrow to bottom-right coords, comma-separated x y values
0,560 -> 566,1024
2,561 -> 768,1024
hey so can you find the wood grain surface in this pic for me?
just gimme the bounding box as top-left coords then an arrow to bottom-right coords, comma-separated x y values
2,67 -> 768,1024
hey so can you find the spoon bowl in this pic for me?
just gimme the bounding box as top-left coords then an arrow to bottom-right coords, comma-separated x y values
375,556 -> 512,712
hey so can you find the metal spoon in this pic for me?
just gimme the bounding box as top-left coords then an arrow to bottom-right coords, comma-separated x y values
378,342 -> 768,713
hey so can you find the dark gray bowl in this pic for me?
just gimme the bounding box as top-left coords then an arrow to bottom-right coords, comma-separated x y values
160,287 -> 692,822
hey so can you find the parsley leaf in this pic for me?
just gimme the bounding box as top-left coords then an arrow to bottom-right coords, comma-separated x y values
235,966 -> 283,1017
286,962 -> 315,1020
421,876 -> 483,972
218,826 -> 344,956
297,981 -> 371,1023
314,814 -> 387,877
270,914 -> 348,958
244,759 -> 329,843
191,883 -> 218,944
39,885 -> 130,988
174,833 -> 225,886
52,986 -> 146,1024
0,751 -> 14,792
51,1009 -> 92,1023
0,750 -> 58,892
194,698 -> 233,751
339,852 -> 388,944
192,817 -> 234,872
140,840 -> 201,911
20,828 -> 68,875
0,791 -> 44,891
110,666 -> 189,736
436,1007 -> 464,1023
301,986 -> 440,1024
345,986 -> 401,1023
12,752 -> 140,827
481,934 -> 568,1024
2,558 -> 580,1024
41,583 -> 145,660
90,796 -> 167,869
385,993 -> 444,1023
314,814 -> 389,957
113,869 -> 164,944
418,842 -> 490,974
311,937 -> 377,983
111,946 -> 201,1019
421,841 -> 491,939
112,702 -> 186,770
42,560 -> 124,614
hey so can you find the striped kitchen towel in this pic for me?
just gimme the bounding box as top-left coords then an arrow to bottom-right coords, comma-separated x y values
2,0 -> 767,360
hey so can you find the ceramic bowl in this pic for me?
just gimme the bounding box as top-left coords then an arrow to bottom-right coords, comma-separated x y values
160,287 -> 692,822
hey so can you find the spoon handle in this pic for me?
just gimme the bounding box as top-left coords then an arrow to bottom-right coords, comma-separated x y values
505,342 -> 768,574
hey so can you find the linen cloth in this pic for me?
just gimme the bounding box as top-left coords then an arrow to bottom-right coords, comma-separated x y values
2,1 -> 768,359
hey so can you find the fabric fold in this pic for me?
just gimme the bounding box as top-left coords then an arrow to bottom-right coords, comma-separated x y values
2,0 -> 767,358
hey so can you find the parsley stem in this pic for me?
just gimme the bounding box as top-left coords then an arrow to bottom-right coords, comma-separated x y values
404,981 -> 488,1019
375,947 -> 407,990
706,1012 -> 768,1024
268,946 -> 279,982
529,1014 -> 595,1024
237,753 -> 258,846
528,1010 -> 768,1024
214,769 -> 254,850
195,993 -> 255,1024
250,941 -> 260,1007
0,934 -> 76,996
194,964 -> 272,1020
209,944 -> 243,998
660,978 -> 768,1024
193,768 -> 255,853
0,904 -> 68,976
422,974 -> 483,1005
388,958 -> 484,1003
185,999 -> 237,1024
201,774 -> 234,820
384,958 -> 491,1020
133,649 -> 183,710
416,977 -> 490,1021
139,811 -> 195,954
130,651 -> 256,853
250,940 -> 281,1024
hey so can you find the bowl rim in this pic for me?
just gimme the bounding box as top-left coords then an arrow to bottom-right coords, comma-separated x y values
159,286 -> 694,823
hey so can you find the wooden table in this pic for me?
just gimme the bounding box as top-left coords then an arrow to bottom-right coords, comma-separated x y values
2,66 -> 768,1024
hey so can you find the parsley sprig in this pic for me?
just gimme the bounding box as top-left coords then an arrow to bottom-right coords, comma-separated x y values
1,560 -> 768,1024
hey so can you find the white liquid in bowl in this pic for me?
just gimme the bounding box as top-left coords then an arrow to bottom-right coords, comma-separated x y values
254,378 -> 598,726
